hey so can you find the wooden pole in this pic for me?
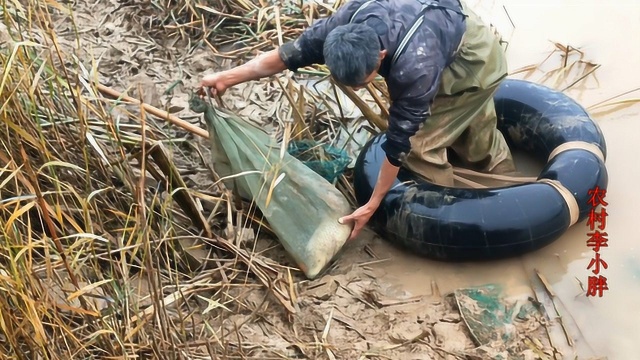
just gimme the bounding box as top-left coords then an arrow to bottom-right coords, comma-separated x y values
95,83 -> 210,139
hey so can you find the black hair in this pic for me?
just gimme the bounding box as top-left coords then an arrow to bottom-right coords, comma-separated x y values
323,23 -> 381,86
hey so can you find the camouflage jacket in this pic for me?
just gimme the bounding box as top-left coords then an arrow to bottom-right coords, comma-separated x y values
278,0 -> 467,166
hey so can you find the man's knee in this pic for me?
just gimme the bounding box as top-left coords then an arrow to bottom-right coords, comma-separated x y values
403,147 -> 455,187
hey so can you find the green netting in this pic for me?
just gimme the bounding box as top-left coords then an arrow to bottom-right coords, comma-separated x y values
454,284 -> 518,346
287,140 -> 352,184
189,95 -> 353,279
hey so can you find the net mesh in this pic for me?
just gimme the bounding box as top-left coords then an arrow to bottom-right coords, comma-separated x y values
454,284 -> 518,346
189,95 -> 353,279
287,139 -> 352,184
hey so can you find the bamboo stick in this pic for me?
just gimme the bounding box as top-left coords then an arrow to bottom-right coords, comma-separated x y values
95,83 -> 210,139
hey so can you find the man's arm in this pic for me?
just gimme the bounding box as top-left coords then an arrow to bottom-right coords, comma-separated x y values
219,50 -> 287,87
339,56 -> 441,240
202,0 -> 373,94
200,49 -> 286,95
339,155 -> 398,240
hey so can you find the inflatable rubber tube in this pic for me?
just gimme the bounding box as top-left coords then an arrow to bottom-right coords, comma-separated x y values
353,79 -> 609,261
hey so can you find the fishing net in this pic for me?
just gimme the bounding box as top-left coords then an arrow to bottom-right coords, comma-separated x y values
189,95 -> 353,279
287,140 -> 352,184
454,284 -> 519,346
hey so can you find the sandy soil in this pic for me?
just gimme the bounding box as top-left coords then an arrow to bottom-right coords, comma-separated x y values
39,1 -> 614,359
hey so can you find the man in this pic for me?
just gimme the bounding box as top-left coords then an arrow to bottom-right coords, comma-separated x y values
199,0 -> 515,241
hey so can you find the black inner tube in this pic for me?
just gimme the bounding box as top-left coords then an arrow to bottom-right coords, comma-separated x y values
353,79 -> 609,261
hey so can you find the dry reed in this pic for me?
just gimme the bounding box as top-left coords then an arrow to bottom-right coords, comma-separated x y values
0,1 -> 299,358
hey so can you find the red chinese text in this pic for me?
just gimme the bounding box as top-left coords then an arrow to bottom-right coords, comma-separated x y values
586,186 -> 609,297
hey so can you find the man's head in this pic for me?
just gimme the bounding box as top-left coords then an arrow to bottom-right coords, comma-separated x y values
323,23 -> 387,88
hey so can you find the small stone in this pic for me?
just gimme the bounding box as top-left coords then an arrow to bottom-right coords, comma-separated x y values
441,312 -> 461,323
433,322 -> 472,352
388,322 -> 425,343
103,22 -> 116,36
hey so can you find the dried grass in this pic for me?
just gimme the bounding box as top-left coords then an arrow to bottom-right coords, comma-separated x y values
0,1 -> 300,358
510,41 -> 640,115
146,0 -> 348,57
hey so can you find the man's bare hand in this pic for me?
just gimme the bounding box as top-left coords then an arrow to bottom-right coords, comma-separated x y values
199,72 -> 228,98
339,203 -> 378,241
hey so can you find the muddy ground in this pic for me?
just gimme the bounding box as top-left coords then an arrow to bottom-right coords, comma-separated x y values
38,1 -> 609,359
